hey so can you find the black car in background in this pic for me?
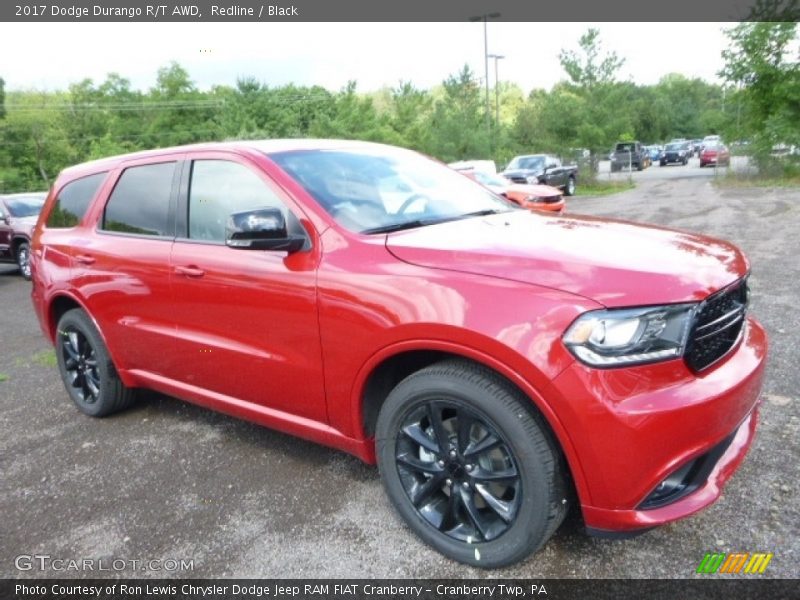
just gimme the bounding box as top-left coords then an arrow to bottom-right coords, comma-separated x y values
501,154 -> 578,196
660,142 -> 691,166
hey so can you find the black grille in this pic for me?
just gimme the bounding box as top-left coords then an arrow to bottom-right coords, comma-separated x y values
685,278 -> 748,372
509,176 -> 527,184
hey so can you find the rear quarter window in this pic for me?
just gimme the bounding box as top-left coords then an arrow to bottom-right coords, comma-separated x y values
46,173 -> 107,228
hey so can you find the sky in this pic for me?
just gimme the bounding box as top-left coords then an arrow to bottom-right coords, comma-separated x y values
1,22 -> 733,94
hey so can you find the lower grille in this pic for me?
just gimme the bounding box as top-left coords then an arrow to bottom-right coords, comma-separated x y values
638,430 -> 737,510
685,277 -> 748,372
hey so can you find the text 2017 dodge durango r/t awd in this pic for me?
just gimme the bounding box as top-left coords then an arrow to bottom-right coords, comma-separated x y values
30,140 -> 766,567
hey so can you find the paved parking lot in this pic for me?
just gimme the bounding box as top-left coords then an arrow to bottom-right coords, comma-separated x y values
1,159 -> 797,578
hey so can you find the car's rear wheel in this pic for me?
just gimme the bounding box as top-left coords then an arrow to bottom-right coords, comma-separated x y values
15,242 -> 32,280
55,309 -> 136,417
565,176 -> 576,196
376,360 -> 568,568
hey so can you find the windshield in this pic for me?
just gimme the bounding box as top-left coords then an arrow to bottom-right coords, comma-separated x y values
665,143 -> 683,151
4,195 -> 46,218
615,143 -> 636,152
506,155 -> 545,171
269,147 -> 515,234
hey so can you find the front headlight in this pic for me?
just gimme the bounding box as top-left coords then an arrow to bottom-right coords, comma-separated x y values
563,304 -> 696,367
526,175 -> 540,184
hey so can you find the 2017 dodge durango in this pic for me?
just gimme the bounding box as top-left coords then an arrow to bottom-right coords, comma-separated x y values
29,140 -> 766,568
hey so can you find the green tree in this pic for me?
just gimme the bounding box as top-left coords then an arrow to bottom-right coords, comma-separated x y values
425,65 -> 490,162
145,61 -> 221,147
720,21 -> 799,172
555,28 -> 630,178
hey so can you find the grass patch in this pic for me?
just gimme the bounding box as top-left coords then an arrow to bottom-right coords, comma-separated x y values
575,180 -> 635,197
0,373 -> 8,383
32,350 -> 57,368
713,172 -> 800,189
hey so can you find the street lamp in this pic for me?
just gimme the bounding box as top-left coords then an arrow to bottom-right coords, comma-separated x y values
469,12 -> 501,151
488,53 -> 505,131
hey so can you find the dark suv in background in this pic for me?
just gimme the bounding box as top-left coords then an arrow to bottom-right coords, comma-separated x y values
610,141 -> 648,172
660,142 -> 691,166
0,192 -> 47,279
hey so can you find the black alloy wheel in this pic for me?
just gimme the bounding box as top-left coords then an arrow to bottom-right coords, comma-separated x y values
394,401 -> 521,543
55,309 -> 136,417
376,360 -> 568,568
60,327 -> 101,405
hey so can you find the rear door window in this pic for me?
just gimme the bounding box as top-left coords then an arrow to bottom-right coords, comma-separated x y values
102,162 -> 176,237
46,173 -> 107,228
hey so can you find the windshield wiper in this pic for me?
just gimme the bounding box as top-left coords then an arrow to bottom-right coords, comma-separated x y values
362,209 -> 511,235
362,217 -> 452,235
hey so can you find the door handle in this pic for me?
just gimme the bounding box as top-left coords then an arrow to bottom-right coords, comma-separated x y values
75,254 -> 96,265
175,265 -> 205,278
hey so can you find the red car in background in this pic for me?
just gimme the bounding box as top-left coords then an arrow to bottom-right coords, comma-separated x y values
700,142 -> 731,168
30,140 -> 765,568
462,169 -> 565,213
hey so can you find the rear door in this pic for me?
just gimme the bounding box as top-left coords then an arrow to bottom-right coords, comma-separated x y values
168,152 -> 327,421
71,155 -> 182,376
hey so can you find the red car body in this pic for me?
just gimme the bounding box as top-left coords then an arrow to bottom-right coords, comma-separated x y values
699,144 -> 731,168
30,140 -> 765,545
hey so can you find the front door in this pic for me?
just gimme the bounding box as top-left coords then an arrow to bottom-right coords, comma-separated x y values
169,155 -> 326,422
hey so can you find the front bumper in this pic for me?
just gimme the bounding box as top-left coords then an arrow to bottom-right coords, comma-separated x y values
548,316 -> 766,532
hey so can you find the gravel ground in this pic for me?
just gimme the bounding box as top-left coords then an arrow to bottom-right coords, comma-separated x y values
0,159 -> 797,579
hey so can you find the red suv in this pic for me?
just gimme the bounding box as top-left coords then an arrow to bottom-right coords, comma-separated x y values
30,140 -> 766,568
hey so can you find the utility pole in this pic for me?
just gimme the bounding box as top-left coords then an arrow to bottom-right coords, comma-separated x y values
488,54 -> 505,131
470,12 -> 501,154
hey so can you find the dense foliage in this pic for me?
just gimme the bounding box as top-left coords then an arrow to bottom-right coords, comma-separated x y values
1,25 -> 797,192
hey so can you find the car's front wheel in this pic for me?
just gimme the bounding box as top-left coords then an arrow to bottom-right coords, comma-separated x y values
55,309 -> 136,417
376,360 -> 568,568
15,242 -> 31,280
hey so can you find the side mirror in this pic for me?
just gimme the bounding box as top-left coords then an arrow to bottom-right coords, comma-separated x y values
225,207 -> 305,253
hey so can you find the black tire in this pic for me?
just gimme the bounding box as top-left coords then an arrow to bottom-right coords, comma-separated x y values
564,176 -> 576,196
15,242 -> 32,280
375,359 -> 568,568
660,161 -> 666,167
55,308 -> 135,417
635,162 -> 643,172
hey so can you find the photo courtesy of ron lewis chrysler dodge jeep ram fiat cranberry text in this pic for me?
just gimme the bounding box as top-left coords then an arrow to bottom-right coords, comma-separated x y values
29,140 -> 766,568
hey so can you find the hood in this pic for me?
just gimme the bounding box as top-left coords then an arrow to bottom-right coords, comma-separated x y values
385,211 -> 747,307
9,215 -> 38,235
506,183 -> 562,198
